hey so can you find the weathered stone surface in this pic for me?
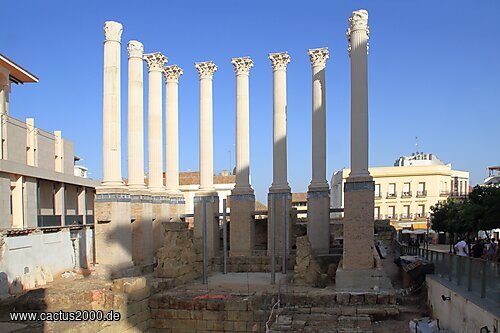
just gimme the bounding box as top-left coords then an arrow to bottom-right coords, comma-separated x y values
294,236 -> 322,286
154,222 -> 199,286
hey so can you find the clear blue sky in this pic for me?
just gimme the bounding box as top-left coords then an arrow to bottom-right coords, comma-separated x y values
3,0 -> 500,202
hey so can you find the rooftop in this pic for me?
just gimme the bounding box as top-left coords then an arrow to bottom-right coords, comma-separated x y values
0,53 -> 39,84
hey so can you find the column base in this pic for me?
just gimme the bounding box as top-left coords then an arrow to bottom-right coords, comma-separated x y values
229,193 -> 255,257
130,193 -> 154,266
267,191 -> 292,256
94,190 -> 134,277
269,183 -> 291,194
306,189 -> 330,254
342,176 -> 375,270
193,194 -> 220,259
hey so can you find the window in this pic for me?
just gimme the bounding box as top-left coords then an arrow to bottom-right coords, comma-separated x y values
388,206 -> 395,219
374,207 -> 380,219
400,205 -> 410,219
417,205 -> 425,218
387,183 -> 396,198
375,184 -> 381,198
403,183 -> 411,197
417,182 -> 426,196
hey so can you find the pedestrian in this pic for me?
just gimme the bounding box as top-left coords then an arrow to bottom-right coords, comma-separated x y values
454,238 -> 468,257
486,238 -> 497,260
471,239 -> 485,259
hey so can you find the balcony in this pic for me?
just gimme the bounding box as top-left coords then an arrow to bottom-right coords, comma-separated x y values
400,213 -> 412,220
85,215 -> 95,225
386,214 -> 398,220
65,215 -> 84,226
37,215 -> 62,227
401,191 -> 412,198
439,190 -> 450,196
416,190 -> 427,197
375,193 -> 382,199
415,212 -> 428,220
386,192 -> 397,199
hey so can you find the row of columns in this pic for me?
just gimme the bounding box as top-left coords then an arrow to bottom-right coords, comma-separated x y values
100,8 -> 372,264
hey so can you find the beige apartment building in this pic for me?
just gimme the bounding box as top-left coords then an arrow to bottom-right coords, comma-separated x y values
0,54 -> 98,229
0,54 -> 98,295
331,152 -> 469,230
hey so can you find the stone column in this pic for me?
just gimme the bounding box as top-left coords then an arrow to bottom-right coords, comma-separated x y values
102,21 -> 123,187
195,61 -> 217,193
194,61 -> 219,259
128,41 -> 153,266
127,41 -> 146,190
0,84 -> 9,115
145,52 -> 168,254
342,9 -> 374,270
144,52 -> 168,193
95,21 -> 132,277
229,57 -> 255,256
307,48 -> 330,254
163,65 -> 186,221
267,52 -> 292,256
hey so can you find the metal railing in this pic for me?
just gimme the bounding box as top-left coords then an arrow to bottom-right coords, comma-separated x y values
417,190 -> 427,197
65,215 -> 84,226
401,245 -> 499,306
38,215 -> 62,227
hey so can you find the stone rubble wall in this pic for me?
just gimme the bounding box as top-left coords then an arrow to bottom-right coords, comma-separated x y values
150,290 -> 398,333
154,222 -> 200,287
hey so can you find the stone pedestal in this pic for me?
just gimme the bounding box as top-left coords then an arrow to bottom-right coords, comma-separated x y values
342,177 -> 374,270
193,194 -> 219,259
229,194 -> 255,257
152,195 -> 170,252
167,194 -> 186,223
130,192 -> 153,266
267,191 -> 292,256
306,190 -> 330,254
94,188 -> 133,277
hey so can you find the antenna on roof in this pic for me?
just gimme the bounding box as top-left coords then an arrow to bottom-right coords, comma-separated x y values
415,136 -> 419,154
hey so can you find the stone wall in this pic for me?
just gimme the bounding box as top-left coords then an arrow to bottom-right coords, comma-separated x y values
0,228 -> 94,297
154,222 -> 200,287
293,236 -> 338,287
374,219 -> 396,249
150,292 -> 273,333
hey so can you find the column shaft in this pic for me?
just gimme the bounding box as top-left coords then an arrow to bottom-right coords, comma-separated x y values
199,78 -> 213,190
148,70 -> 163,191
268,52 -> 291,192
127,41 -> 145,189
102,21 -> 123,187
235,74 -> 251,190
350,28 -> 369,177
165,80 -> 180,192
310,56 -> 328,189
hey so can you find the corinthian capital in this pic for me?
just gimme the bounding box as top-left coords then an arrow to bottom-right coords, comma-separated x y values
144,52 -> 168,72
127,40 -> 144,59
104,21 -> 122,42
231,57 -> 254,75
163,65 -> 183,81
269,52 -> 291,71
348,9 -> 369,32
195,61 -> 217,79
308,48 -> 329,67
346,9 -> 369,57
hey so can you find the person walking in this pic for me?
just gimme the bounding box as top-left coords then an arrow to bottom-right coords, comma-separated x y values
454,238 -> 468,257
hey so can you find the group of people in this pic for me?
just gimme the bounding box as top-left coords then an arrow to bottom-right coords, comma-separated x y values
454,238 -> 499,261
